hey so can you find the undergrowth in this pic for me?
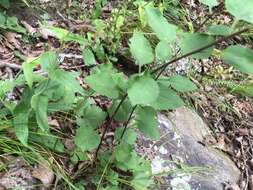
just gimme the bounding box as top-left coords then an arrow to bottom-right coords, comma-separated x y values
0,0 -> 253,189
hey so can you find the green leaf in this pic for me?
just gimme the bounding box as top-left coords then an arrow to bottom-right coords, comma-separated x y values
127,74 -> 159,105
49,69 -> 84,94
77,104 -> 106,128
22,57 -> 40,88
225,0 -> 253,24
145,7 -> 177,42
13,110 -> 29,146
74,124 -> 100,152
13,88 -> 32,146
207,25 -> 233,36
44,26 -> 86,44
150,84 -> 185,110
30,132 -> 65,153
155,41 -> 172,62
180,33 -> 215,59
0,0 -> 10,9
199,0 -> 218,8
221,45 -> 253,75
115,142 -> 132,163
115,127 -> 137,145
131,172 -> 152,190
129,32 -> 154,65
83,48 -> 96,66
108,99 -> 132,122
163,75 -> 198,92
85,71 -> 119,99
31,94 -> 49,131
135,106 -> 160,140
40,51 -> 59,72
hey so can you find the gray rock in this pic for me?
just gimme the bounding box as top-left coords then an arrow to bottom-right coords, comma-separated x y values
139,107 -> 240,190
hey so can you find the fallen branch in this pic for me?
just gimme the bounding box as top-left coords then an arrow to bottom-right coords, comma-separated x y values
0,60 -> 21,69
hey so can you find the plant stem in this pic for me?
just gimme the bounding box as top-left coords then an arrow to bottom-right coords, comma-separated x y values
93,94 -> 127,162
152,28 -> 250,79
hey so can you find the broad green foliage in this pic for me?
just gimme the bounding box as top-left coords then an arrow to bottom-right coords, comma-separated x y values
0,12 -> 26,33
145,7 -> 177,42
180,33 -> 215,59
115,142 -> 132,163
4,2 -> 253,189
83,48 -> 96,66
129,33 -> 154,65
222,46 -> 253,75
162,75 -> 198,92
150,84 -> 184,110
127,74 -> 159,105
44,26 -> 86,44
115,127 -> 137,145
207,25 -> 233,36
77,104 -> 106,127
155,41 -> 172,62
135,106 -> 160,140
22,57 -> 40,88
85,69 -> 120,98
225,0 -> 253,24
0,0 -> 10,9
199,0 -> 218,9
31,94 -> 49,131
74,124 -> 100,152
109,99 -> 132,122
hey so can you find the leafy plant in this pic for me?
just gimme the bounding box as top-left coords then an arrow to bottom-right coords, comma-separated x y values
1,0 -> 253,189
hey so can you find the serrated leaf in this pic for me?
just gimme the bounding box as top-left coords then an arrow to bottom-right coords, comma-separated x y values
221,45 -> 253,75
150,84 -> 184,110
31,94 -> 49,131
40,51 -> 59,72
155,41 -> 172,62
129,33 -> 154,65
199,0 -> 218,8
49,69 -> 84,94
207,25 -> 233,36
166,75 -> 197,92
74,125 -> 100,152
145,7 -> 177,42
77,104 -> 106,128
131,172 -> 152,190
108,99 -> 132,122
83,48 -> 96,66
127,75 -> 159,106
180,33 -> 215,59
225,0 -> 253,24
85,71 -> 119,99
115,142 -> 132,163
115,127 -> 137,145
135,106 -> 159,140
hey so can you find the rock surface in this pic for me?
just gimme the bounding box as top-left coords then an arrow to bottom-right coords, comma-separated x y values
138,107 -> 240,190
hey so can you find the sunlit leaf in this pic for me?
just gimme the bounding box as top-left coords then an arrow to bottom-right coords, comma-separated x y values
129,32 -> 154,65
222,45 -> 253,75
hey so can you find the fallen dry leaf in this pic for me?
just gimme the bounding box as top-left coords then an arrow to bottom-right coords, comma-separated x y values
32,160 -> 55,188
4,32 -> 21,50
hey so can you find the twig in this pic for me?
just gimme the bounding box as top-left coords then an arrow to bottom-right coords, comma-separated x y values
0,60 -> 21,69
151,28 -> 250,79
